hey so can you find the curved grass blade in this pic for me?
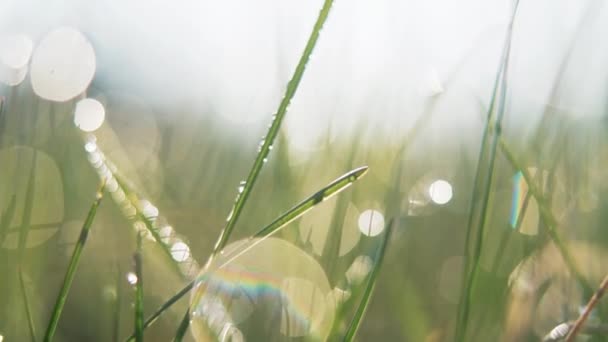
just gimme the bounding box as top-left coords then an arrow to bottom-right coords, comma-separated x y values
43,182 -> 106,342
343,219 -> 394,342
134,233 -> 144,342
454,2 -> 520,341
212,0 -> 336,255
127,166 -> 368,342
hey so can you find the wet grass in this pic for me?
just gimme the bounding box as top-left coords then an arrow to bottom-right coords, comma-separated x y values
43,182 -> 106,342
1,1 -> 607,342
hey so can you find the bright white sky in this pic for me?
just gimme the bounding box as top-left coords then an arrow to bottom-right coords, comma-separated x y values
0,0 -> 606,153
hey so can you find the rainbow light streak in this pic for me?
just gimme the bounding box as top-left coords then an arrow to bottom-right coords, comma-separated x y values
509,171 -> 527,229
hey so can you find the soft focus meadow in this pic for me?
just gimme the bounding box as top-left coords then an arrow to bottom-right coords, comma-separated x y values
1,0 -> 608,341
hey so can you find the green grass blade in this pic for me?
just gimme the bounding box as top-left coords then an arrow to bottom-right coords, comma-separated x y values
343,219 -> 394,342
134,233 -> 144,342
498,139 -> 592,294
171,312 -> 190,342
124,284 -> 194,342
213,166 -> 368,272
455,3 -> 520,340
19,268 -> 37,342
43,182 -> 106,342
211,0 -> 336,254
252,166 -> 367,240
112,173 -> 185,279
127,166 -> 368,341
0,194 -> 16,247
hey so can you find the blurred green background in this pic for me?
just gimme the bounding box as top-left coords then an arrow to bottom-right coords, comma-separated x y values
1,0 -> 608,341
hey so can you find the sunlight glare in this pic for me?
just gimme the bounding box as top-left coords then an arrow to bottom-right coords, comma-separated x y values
74,98 -> 105,132
429,179 -> 453,205
358,209 -> 385,237
30,27 -> 96,101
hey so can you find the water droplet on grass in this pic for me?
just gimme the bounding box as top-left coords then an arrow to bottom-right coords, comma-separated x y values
126,272 -> 138,285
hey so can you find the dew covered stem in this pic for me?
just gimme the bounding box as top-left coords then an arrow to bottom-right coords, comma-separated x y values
129,166 -> 367,341
44,181 -> 106,342
211,0 -> 336,255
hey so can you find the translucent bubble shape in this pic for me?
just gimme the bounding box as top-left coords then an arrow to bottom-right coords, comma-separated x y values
190,237 -> 334,342
30,27 -> 96,102
0,146 -> 64,249
74,98 -> 105,132
0,33 -> 33,86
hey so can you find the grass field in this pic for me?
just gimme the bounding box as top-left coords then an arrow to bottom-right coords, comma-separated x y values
1,0 -> 608,341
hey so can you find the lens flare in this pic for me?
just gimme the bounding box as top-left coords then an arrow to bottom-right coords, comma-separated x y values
190,237 -> 334,342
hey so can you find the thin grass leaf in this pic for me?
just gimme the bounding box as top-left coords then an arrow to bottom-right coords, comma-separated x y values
127,166 -> 368,342
124,283 -> 193,342
84,143 -> 189,279
0,194 -> 16,247
321,142 -> 360,284
252,166 -> 367,240
343,219 -> 393,342
566,273 -> 608,341
472,82 -> 591,297
455,2 -> 520,340
175,166 -> 368,341
112,173 -> 185,279
43,182 -> 106,342
19,267 -> 37,342
172,312 -> 190,342
498,138 -> 592,294
211,0 -> 336,255
134,233 -> 144,342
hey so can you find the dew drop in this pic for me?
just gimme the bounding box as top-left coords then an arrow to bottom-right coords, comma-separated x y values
226,207 -> 235,222
126,272 -> 138,285
84,141 -> 97,153
171,240 -> 191,262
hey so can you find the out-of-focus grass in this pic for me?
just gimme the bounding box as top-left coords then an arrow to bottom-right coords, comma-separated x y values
43,182 -> 106,342
1,2 -> 608,342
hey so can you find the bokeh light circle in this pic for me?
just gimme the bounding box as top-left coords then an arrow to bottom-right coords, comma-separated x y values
0,33 -> 33,86
0,33 -> 33,68
0,146 -> 64,249
170,240 -> 191,262
190,237 -> 334,342
30,27 -> 96,102
74,98 -> 105,132
429,179 -> 453,205
357,209 -> 385,237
